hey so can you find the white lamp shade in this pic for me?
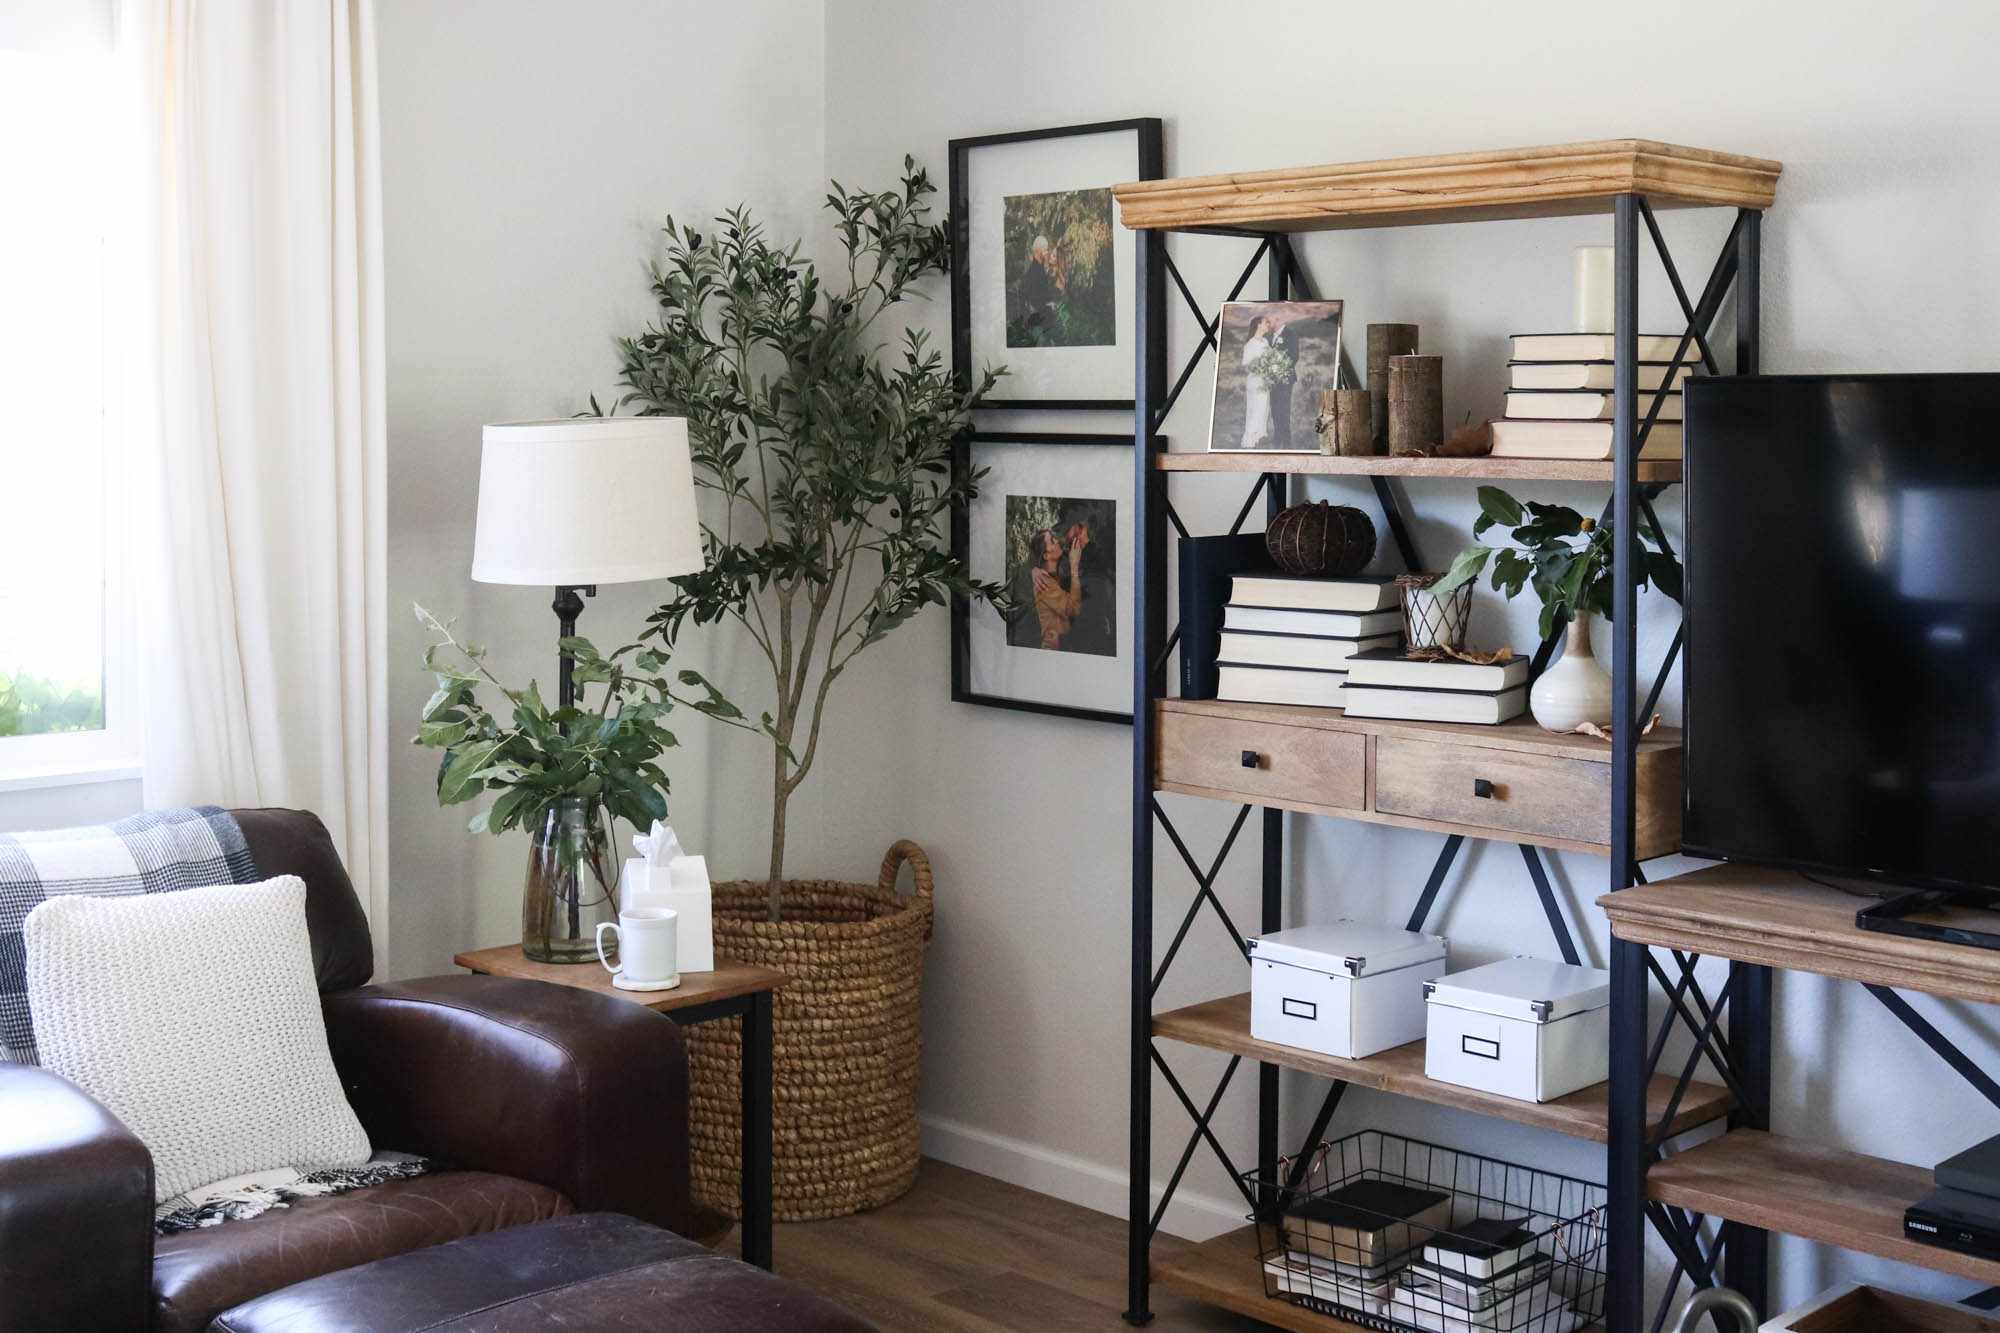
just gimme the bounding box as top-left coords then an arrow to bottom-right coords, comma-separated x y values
471,417 -> 705,585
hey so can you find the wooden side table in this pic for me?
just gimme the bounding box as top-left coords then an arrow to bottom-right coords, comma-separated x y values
453,946 -> 785,1270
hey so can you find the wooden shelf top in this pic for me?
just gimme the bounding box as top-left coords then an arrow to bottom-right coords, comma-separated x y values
1160,698 -> 1682,764
1154,452 -> 1683,484
455,944 -> 787,1013
1648,1129 -> 2000,1286
1114,139 -> 1780,233
1600,863 -> 2000,1005
1154,1224 -> 1603,1333
1154,992 -> 1732,1144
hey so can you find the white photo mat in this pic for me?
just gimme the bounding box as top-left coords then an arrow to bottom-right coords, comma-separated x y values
962,438 -> 1133,718
959,129 -> 1143,405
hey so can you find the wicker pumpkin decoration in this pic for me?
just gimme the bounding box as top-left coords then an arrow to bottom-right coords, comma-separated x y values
1265,500 -> 1376,576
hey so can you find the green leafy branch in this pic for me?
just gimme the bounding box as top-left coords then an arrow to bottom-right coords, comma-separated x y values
411,604 -> 781,849
1434,486 -> 1683,641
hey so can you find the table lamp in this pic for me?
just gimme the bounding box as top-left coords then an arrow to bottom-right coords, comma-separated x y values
472,417 -> 704,705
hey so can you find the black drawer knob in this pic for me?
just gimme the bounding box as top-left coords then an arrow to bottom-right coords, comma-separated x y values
1241,749 -> 1261,769
1473,778 -> 1496,799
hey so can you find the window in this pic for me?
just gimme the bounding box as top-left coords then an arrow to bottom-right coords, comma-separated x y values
0,32 -> 139,782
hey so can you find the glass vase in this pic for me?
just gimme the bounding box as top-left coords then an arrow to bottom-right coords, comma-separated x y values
521,797 -> 618,963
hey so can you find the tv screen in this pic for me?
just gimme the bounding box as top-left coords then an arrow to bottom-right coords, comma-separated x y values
1683,373 -> 2000,892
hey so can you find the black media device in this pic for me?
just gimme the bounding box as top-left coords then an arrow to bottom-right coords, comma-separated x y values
1682,374 -> 2000,947
1906,1187 -> 2000,1263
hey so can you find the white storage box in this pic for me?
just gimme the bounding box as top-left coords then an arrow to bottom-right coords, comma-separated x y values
1249,922 -> 1446,1060
1423,957 -> 1610,1102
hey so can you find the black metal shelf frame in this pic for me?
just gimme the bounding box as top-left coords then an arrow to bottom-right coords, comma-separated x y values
1124,196 -> 1767,1331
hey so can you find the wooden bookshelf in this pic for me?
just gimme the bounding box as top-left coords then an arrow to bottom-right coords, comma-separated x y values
1157,700 -> 1684,859
1154,993 -> 1732,1143
1600,864 -> 2000,1006
1648,1129 -> 2000,1287
1154,1225 -> 1604,1333
1113,139 -> 1779,233
1153,452 -> 1683,483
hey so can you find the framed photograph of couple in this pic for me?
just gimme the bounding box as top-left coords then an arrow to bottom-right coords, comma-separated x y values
949,118 -> 1163,410
951,432 -> 1136,724
1208,300 -> 1346,453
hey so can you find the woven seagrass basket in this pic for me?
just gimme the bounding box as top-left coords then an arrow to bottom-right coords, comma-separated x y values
687,841 -> 933,1221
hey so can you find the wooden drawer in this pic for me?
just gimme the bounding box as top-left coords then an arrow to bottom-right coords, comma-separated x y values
1157,710 -> 1366,813
1375,735 -> 1613,848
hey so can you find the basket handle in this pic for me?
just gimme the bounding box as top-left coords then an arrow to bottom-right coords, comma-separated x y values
879,841 -> 935,942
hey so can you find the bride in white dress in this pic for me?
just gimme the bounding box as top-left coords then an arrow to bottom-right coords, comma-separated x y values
1240,316 -> 1276,448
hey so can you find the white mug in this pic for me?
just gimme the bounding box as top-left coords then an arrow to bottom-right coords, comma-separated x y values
596,907 -> 680,990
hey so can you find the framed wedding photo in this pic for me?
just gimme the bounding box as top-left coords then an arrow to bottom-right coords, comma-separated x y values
949,118 -> 1163,411
1208,299 -> 1345,453
951,432 -> 1137,724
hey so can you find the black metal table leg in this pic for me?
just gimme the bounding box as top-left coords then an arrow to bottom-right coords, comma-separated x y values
742,989 -> 774,1269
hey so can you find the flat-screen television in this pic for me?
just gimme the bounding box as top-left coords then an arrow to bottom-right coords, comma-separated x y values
1683,373 -> 2000,893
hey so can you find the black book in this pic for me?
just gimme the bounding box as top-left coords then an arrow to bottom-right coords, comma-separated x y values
1177,533 -> 1276,700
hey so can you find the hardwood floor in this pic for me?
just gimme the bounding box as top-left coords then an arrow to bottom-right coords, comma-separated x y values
715,1160 -> 1267,1331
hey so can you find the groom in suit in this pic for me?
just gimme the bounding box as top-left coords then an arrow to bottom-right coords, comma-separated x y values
1267,321 -> 1297,448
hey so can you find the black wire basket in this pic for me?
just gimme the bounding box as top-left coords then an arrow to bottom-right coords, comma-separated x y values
1243,1130 -> 1607,1333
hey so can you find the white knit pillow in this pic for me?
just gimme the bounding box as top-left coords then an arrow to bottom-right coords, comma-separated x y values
24,875 -> 371,1202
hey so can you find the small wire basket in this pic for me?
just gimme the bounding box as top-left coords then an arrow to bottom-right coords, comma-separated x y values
1244,1130 -> 1606,1333
1397,572 -> 1473,653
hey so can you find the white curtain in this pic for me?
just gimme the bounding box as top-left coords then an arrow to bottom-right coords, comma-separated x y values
130,0 -> 389,969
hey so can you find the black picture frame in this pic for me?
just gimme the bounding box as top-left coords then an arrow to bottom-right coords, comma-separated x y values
951,430 -> 1146,725
948,118 -> 1164,412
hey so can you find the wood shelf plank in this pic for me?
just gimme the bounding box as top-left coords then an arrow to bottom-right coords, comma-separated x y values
1154,993 -> 1733,1143
1647,1129 -> 2000,1286
1113,139 -> 1779,233
1155,1225 -> 1603,1333
1600,864 -> 2000,1006
1153,452 -> 1683,484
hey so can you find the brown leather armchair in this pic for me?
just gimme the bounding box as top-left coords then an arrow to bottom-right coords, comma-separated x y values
0,808 -> 692,1333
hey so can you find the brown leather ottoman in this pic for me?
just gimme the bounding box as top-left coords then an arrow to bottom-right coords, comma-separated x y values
208,1212 -> 874,1332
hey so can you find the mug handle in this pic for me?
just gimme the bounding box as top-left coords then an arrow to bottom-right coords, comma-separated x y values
595,921 -> 621,974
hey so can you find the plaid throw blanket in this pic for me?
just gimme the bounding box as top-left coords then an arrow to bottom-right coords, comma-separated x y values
0,806 -> 257,1064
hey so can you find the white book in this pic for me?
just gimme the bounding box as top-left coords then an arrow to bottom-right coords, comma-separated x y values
1389,1278 -> 1576,1333
1224,605 -> 1405,638
1215,630 -> 1401,671
1509,361 -> 1692,391
1229,574 -> 1400,612
1488,418 -> 1682,461
1340,684 -> 1527,725
1405,1255 -> 1556,1310
1510,332 -> 1687,361
1263,1254 -> 1395,1314
1505,390 -> 1681,421
1215,664 -> 1347,709
1345,649 -> 1526,691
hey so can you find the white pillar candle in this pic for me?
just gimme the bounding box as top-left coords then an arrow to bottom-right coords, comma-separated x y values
1572,244 -> 1615,333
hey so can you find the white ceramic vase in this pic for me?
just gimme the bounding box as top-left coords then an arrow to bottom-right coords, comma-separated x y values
1530,611 -> 1614,733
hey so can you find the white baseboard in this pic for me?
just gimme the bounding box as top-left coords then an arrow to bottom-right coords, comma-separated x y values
919,1112 -> 1243,1241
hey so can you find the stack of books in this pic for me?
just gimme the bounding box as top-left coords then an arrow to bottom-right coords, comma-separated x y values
1387,1217 -> 1576,1332
1265,1180 -> 1452,1315
1491,332 -> 1690,462
1214,574 -> 1402,708
1342,650 -> 1528,725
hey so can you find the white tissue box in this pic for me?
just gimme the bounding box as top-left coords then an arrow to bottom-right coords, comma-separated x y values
1248,922 -> 1446,1060
621,859 -> 715,973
